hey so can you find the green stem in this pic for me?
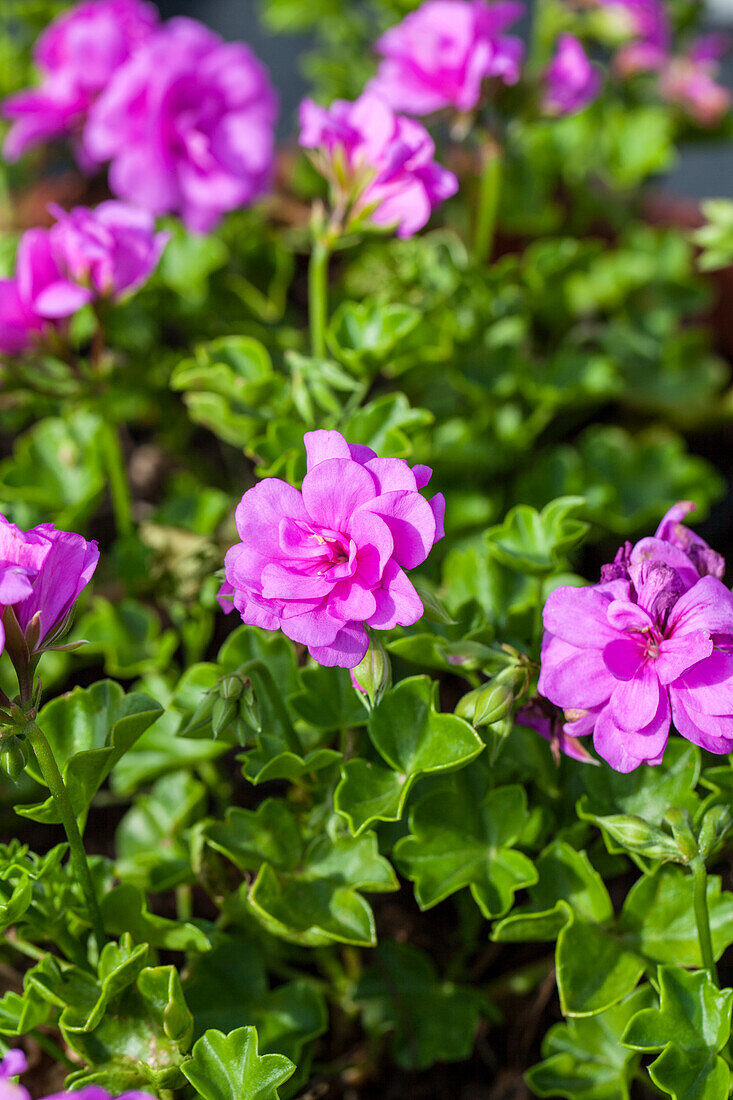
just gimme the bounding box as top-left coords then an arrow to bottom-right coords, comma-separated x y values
242,660 -> 302,755
23,719 -> 106,952
101,423 -> 133,538
472,144 -> 502,266
691,856 -> 718,984
309,238 -> 330,358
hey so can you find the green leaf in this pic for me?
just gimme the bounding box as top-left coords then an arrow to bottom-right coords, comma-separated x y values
526,986 -> 653,1100
327,299 -> 421,374
289,665 -> 368,731
76,598 -> 178,678
20,681 -> 163,827
115,771 -> 206,891
335,676 -> 483,834
184,933 -> 327,1078
557,866 -> 733,1017
355,940 -> 490,1071
0,411 -> 106,529
206,800 -> 398,946
484,496 -> 589,575
394,780 -> 537,918
493,840 -> 611,943
622,967 -> 733,1100
159,220 -> 228,300
342,393 -> 433,458
181,1026 -> 295,1100
99,884 -> 210,953
577,740 -> 701,826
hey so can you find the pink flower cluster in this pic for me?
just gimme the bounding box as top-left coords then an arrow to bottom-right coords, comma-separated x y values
0,202 -> 168,357
221,430 -> 445,668
0,1048 -> 151,1100
0,515 -> 98,654
3,4 -> 278,231
538,502 -> 733,772
3,0 -> 158,161
299,94 -> 457,238
368,0 -> 525,114
602,0 -> 730,126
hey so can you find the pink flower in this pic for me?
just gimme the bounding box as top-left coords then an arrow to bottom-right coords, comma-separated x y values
659,35 -> 731,127
47,202 -> 169,299
2,0 -> 159,161
298,94 -> 457,238
367,0 -> 525,115
83,18 -> 278,232
222,429 -> 445,668
603,0 -> 670,74
543,34 -> 601,115
516,704 -> 598,763
0,1052 -> 153,1100
0,202 -> 166,357
0,517 -> 99,652
0,1050 -> 29,1100
538,503 -> 733,772
0,227 -> 85,356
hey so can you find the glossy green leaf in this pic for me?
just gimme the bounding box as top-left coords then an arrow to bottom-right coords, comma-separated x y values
181,1026 -> 295,1100
622,967 -> 733,1100
527,987 -> 653,1100
355,940 -> 490,1071
335,676 -> 483,834
394,781 -> 537,917
20,681 -> 163,826
484,496 -> 588,575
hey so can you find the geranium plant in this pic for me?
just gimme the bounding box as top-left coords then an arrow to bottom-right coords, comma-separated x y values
0,0 -> 732,1097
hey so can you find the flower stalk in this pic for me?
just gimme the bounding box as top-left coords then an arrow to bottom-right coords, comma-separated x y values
101,421 -> 134,538
23,717 -> 106,952
473,140 -> 502,265
690,854 -> 718,984
309,235 -> 331,359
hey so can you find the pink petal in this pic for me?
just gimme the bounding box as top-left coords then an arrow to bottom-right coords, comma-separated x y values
309,620 -> 369,668
33,280 -> 92,318
429,493 -> 445,542
610,662 -> 661,731
670,687 -> 733,754
364,457 -> 417,493
327,576 -> 377,622
355,489 -> 436,569
655,630 -> 713,685
606,599 -> 654,633
302,458 -> 378,533
603,637 -> 645,681
538,637 -> 615,710
543,585 -> 619,649
303,429 -> 351,469
668,575 -> 733,636
368,560 -> 423,630
593,693 -> 670,772
350,510 -> 394,586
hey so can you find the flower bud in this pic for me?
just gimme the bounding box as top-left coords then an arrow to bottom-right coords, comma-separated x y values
211,696 -> 239,740
218,675 -> 244,702
0,736 -> 28,780
351,637 -> 391,709
456,682 -> 513,726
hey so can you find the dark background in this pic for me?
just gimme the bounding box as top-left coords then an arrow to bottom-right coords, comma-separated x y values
157,0 -> 733,199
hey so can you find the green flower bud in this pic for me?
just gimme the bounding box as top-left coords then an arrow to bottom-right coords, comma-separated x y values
0,736 -> 28,780
218,674 -> 244,701
351,637 -> 391,709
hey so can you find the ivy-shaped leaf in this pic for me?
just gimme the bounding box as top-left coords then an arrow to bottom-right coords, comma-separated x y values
19,681 -> 163,827
355,940 -> 492,1071
181,1026 -> 295,1100
394,780 -> 537,918
205,800 -> 398,946
335,676 -> 483,835
492,839 -> 612,944
557,867 -> 733,1017
184,933 -> 327,1092
99,883 -> 210,953
484,496 -> 588,575
622,967 -> 733,1100
526,986 -> 653,1100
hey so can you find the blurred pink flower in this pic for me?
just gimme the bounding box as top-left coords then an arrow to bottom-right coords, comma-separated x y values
0,202 -> 167,356
83,18 -> 278,232
659,35 -> 731,127
543,34 -> 601,115
2,0 -> 159,160
368,0 -> 525,114
221,429 -> 444,668
299,94 -> 457,237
